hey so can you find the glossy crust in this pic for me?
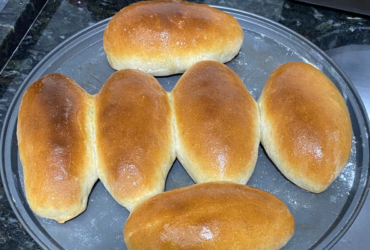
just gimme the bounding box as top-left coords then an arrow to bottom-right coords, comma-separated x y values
17,73 -> 97,223
124,182 -> 294,250
172,60 -> 260,184
94,69 -> 175,211
258,62 -> 353,193
103,0 -> 243,76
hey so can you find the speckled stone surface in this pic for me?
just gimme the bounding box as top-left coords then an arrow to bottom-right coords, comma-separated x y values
204,0 -> 284,21
280,1 -> 370,50
0,0 -> 46,70
0,0 -> 369,249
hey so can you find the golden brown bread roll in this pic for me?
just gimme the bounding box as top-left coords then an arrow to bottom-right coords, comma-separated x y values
94,69 -> 175,211
172,60 -> 260,184
124,182 -> 295,250
17,73 -> 97,223
258,62 -> 353,193
103,0 -> 243,76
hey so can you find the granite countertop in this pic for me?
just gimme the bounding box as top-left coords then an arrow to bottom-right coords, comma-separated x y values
0,0 -> 369,249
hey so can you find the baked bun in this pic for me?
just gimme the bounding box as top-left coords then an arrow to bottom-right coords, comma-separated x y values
258,62 -> 352,193
103,0 -> 243,76
172,60 -> 260,184
124,181 -> 294,250
17,73 -> 97,223
94,69 -> 175,211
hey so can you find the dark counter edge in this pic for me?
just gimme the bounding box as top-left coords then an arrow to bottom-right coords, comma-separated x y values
0,0 -> 48,73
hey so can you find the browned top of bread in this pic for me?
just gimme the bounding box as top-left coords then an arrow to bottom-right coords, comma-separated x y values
124,182 -> 294,250
104,0 -> 242,57
17,73 -> 95,223
172,60 -> 259,184
103,0 -> 243,75
258,62 -> 352,193
94,69 -> 174,211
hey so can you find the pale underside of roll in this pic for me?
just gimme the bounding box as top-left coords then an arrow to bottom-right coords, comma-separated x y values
258,62 -> 353,193
17,73 -> 98,223
103,0 -> 244,76
124,181 -> 295,250
172,60 -> 260,184
94,69 -> 175,211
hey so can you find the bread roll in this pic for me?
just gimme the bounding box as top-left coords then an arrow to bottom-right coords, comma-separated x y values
17,73 -> 97,223
103,0 -> 243,76
94,69 -> 175,211
172,60 -> 260,184
124,181 -> 294,250
258,62 -> 352,193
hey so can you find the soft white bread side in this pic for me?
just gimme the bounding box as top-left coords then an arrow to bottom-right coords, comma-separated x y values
103,0 -> 244,76
124,182 -> 295,250
94,69 -> 175,211
17,73 -> 98,223
258,62 -> 353,193
172,60 -> 260,184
